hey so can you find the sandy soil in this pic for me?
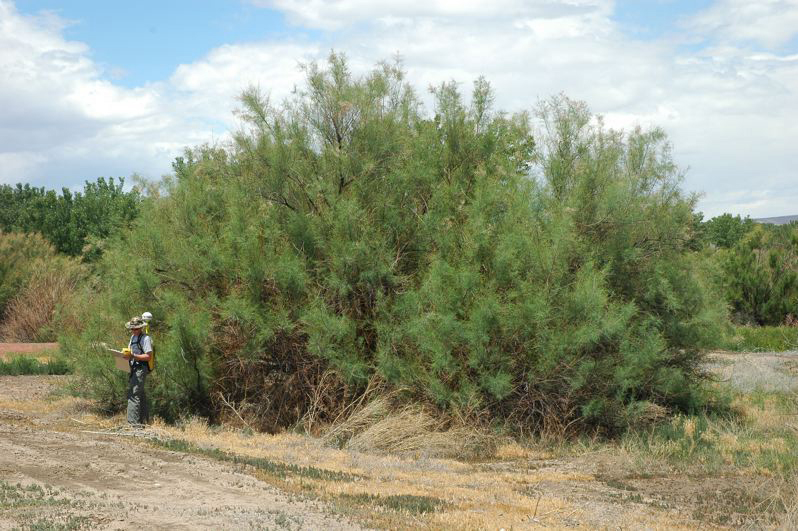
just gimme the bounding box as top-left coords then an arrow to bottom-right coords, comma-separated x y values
0,376 -> 362,530
2,348 -> 797,529
705,349 -> 798,392
0,342 -> 58,359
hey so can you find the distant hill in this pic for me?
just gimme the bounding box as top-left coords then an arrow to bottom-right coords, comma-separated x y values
753,214 -> 798,225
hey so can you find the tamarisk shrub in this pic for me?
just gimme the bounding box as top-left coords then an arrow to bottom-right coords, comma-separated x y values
70,54 -> 725,434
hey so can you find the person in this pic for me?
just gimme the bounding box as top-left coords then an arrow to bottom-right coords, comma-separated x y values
125,316 -> 153,427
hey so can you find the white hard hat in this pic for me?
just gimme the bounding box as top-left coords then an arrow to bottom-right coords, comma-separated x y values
141,311 -> 153,322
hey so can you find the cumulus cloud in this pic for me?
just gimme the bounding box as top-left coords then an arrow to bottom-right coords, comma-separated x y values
242,0 -> 797,217
0,1 -> 178,186
1,0 -> 796,217
0,0 -> 331,190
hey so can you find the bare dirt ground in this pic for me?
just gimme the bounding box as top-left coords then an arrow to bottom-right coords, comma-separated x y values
1,348 -> 797,529
0,376 -> 362,530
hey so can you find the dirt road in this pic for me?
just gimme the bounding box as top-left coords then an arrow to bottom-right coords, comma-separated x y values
2,349 -> 798,529
0,376 -> 361,530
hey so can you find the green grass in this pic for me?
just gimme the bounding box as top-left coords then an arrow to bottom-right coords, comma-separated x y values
724,326 -> 798,352
338,493 -> 447,514
151,437 -> 363,482
0,356 -> 71,376
621,391 -> 798,477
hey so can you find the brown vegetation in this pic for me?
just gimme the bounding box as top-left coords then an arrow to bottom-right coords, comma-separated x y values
0,241 -> 85,342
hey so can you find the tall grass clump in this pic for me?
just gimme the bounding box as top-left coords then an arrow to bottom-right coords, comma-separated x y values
69,54 -> 726,435
0,232 -> 87,341
724,325 -> 798,352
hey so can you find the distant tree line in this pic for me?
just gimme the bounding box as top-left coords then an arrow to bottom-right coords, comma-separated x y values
0,177 -> 141,260
0,178 -> 141,341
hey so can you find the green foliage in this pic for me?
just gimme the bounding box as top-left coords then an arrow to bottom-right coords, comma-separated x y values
338,493 -> 447,514
703,213 -> 755,249
724,326 -> 798,352
0,177 -> 140,260
151,438 -> 361,481
0,355 -> 71,376
622,392 -> 798,478
721,224 -> 798,325
72,54 -> 726,434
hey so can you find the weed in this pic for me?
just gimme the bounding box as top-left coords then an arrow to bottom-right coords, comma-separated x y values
0,481 -> 94,531
338,493 -> 447,514
150,437 -> 363,482
22,514 -> 95,531
599,477 -> 637,492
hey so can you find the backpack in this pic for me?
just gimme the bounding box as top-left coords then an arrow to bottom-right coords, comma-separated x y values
132,333 -> 155,372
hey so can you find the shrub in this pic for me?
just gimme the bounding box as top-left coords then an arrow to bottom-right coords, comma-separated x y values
0,231 -> 53,319
721,224 -> 798,325
0,254 -> 86,341
703,213 -> 755,249
71,54 -> 726,435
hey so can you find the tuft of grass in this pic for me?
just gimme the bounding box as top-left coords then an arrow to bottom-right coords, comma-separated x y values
338,493 -> 447,514
724,325 -> 798,352
0,355 -> 71,376
151,437 -> 363,482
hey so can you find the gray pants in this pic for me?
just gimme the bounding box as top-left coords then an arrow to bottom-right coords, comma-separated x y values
127,366 -> 149,425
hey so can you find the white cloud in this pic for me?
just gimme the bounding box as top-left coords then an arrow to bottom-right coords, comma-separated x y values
0,1 -> 317,188
1,0 -> 796,218
689,0 -> 798,49
255,0 -> 612,30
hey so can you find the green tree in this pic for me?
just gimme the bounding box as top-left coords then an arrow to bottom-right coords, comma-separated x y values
0,177 -> 140,259
71,55 -> 725,434
722,224 -> 798,325
703,213 -> 755,249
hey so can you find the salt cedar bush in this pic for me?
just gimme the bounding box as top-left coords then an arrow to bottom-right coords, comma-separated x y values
70,54 -> 725,434
721,224 -> 798,326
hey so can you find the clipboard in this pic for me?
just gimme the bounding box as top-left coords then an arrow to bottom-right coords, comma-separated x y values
107,348 -> 131,372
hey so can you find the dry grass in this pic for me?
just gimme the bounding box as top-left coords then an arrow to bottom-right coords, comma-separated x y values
0,257 -> 84,342
321,394 -> 496,459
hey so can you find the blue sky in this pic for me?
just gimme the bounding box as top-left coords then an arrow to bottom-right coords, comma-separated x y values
15,0 -> 292,86
2,0 -> 797,217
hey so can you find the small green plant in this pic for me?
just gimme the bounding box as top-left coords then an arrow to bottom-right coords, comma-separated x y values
0,355 -> 71,376
151,437 -> 363,482
338,493 -> 447,514
0,481 -> 94,530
